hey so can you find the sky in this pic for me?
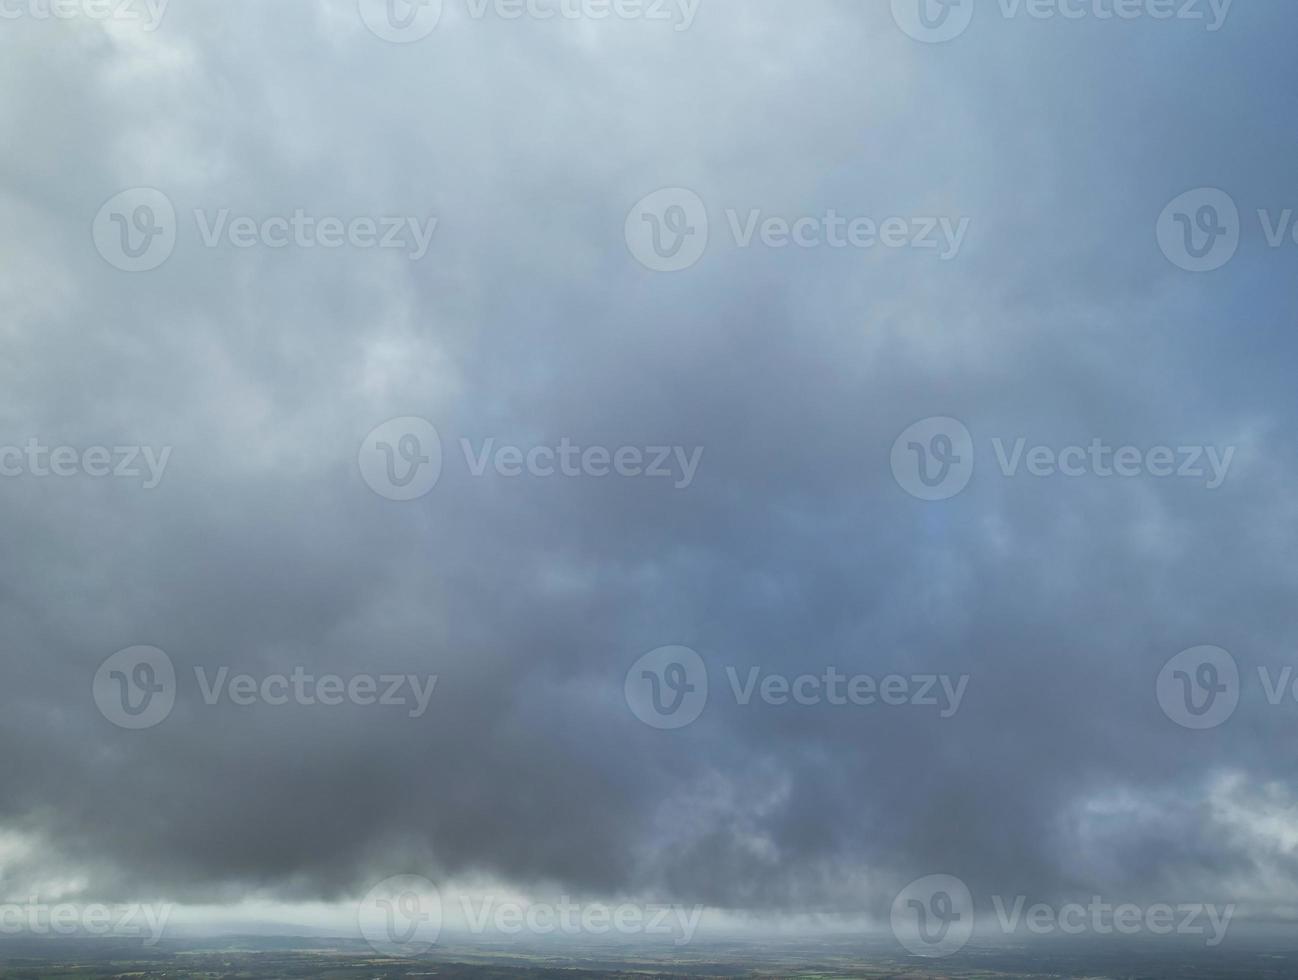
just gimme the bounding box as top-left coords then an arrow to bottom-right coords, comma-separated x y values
3,0 -> 1298,953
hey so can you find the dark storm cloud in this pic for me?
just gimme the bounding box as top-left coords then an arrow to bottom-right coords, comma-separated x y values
2,0 -> 1298,925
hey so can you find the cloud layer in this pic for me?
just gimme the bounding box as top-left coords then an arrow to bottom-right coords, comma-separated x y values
2,0 -> 1298,926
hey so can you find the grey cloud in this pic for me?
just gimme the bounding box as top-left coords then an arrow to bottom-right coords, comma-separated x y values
1,0 -> 1297,930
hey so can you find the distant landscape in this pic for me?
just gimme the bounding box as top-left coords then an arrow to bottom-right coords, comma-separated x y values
3,935 -> 1298,979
